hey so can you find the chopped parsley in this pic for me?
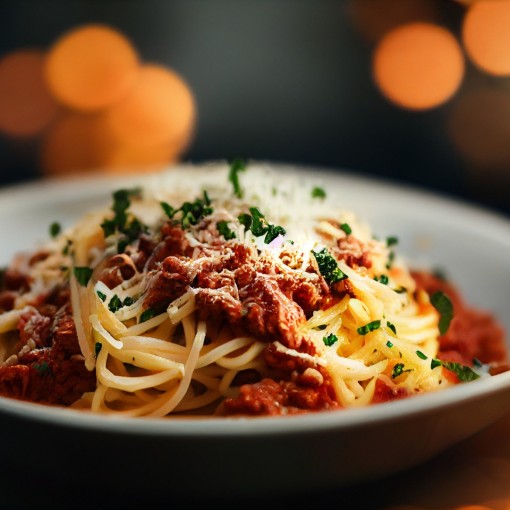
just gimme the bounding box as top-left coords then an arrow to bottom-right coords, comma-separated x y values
49,222 -> 61,238
238,207 -> 286,244
160,191 -> 213,229
109,295 -> 123,313
228,158 -> 247,198
97,290 -> 107,302
386,236 -> 399,247
430,359 -> 480,382
62,239 -> 72,256
374,274 -> 389,285
386,250 -> 395,270
386,340 -> 394,348
386,321 -> 396,335
217,220 -> 236,240
416,350 -> 428,360
108,295 -> 135,313
312,248 -> 348,285
392,363 -> 411,379
340,223 -> 352,235
95,342 -> 102,357
140,308 -> 156,323
357,320 -> 381,336
431,358 -> 442,370
323,333 -> 338,346
430,291 -> 454,335
311,186 -> 326,199
101,188 -> 146,253
73,266 -> 93,286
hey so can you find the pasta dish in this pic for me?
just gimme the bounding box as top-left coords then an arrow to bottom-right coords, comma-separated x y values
0,161 -> 506,417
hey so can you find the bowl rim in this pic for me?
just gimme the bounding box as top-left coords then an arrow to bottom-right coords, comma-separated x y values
0,160 -> 509,438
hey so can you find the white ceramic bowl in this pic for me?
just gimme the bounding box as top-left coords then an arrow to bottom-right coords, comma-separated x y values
0,162 -> 509,498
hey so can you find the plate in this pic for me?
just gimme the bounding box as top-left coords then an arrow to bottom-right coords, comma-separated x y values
0,161 -> 509,498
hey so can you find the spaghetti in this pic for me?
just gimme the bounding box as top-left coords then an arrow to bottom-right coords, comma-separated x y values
0,161 -> 506,417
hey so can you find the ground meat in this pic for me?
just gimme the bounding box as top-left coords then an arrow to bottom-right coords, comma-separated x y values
145,223 -> 192,270
222,339 -> 339,416
0,290 -> 18,312
0,294 -> 96,406
143,236 -> 326,348
412,271 -> 507,366
222,374 -> 340,416
372,378 -> 410,403
333,236 -> 372,270
17,308 -> 52,350
2,267 -> 30,293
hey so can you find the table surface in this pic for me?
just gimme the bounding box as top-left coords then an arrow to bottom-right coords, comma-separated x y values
2,411 -> 510,510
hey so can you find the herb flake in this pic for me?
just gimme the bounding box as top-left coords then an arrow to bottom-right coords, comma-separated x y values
73,266 -> 93,287
228,158 -> 247,198
323,333 -> 338,346
311,186 -> 326,199
430,291 -> 454,335
312,248 -> 348,285
357,320 -> 381,336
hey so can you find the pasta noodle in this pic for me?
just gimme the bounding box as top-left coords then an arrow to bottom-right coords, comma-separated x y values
0,161 -> 506,417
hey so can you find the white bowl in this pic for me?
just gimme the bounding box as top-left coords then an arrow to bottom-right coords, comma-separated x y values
0,161 -> 509,498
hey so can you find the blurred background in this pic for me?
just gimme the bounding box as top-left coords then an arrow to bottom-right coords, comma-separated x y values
0,0 -> 509,217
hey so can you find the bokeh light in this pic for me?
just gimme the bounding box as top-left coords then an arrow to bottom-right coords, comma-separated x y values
45,24 -> 140,112
347,0 -> 438,44
39,112 -> 108,176
0,49 -> 60,137
373,22 -> 465,111
462,1 -> 510,77
103,64 -> 196,149
0,22 -> 200,177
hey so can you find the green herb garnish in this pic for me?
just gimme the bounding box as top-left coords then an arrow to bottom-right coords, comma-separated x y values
386,321 -> 396,335
392,363 -> 411,379
140,308 -> 156,323
95,342 -> 102,357
217,221 -> 236,240
312,248 -> 348,285
374,274 -> 389,285
386,250 -> 395,270
311,186 -> 326,199
160,191 -> 213,229
108,295 -> 123,313
228,158 -> 247,198
49,222 -> 61,238
430,359 -> 480,382
101,188 -> 146,253
357,320 -> 381,336
430,291 -> 454,335
239,207 -> 286,244
386,340 -> 394,348
97,290 -> 107,302
340,223 -> 352,235
386,236 -> 399,247
323,333 -> 338,346
431,358 -> 442,370
416,350 -> 428,360
73,266 -> 93,287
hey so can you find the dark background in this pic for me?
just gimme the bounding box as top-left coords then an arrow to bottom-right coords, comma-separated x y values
0,0 -> 508,217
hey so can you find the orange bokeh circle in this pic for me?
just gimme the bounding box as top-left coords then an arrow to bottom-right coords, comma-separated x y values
103,64 -> 196,149
462,0 -> 510,76
0,49 -> 60,137
45,24 -> 140,112
373,22 -> 465,110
